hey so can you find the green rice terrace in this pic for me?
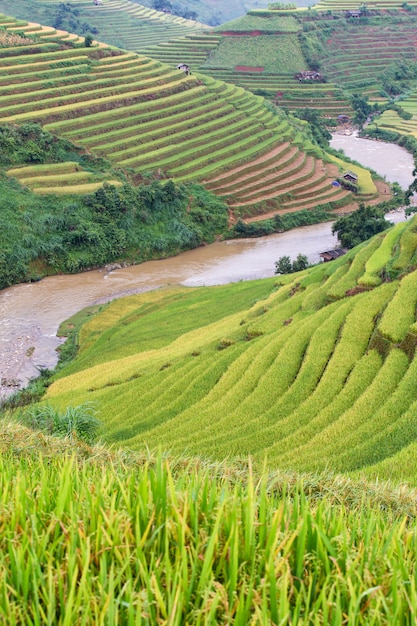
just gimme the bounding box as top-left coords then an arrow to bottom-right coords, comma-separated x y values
8,1 -> 417,123
34,214 -> 417,486
133,9 -> 417,118
0,0 -> 207,52
0,14 -> 373,220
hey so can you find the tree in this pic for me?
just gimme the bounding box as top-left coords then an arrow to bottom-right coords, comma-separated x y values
84,33 -> 93,47
275,255 -> 292,274
332,204 -> 389,249
292,254 -> 309,272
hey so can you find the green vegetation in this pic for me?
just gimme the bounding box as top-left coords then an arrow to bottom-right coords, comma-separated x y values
0,427 -> 416,623
0,122 -> 229,288
332,203 -> 390,248
275,253 -> 309,273
20,216 -> 417,484
202,35 -> 305,73
0,16 -> 357,223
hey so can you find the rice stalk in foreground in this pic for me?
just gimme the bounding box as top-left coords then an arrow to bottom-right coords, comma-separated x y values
1,450 -> 417,624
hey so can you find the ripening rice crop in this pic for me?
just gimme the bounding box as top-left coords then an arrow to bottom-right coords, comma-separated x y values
392,220 -> 417,270
360,221 -> 408,286
3,434 -> 417,624
378,269 -> 417,342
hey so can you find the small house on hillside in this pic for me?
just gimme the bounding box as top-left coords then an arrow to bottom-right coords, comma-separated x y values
345,9 -> 362,17
320,249 -> 348,262
295,70 -> 323,82
176,63 -> 191,75
343,170 -> 358,183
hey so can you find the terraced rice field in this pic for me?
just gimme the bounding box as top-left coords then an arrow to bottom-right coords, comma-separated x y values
6,162 -> 123,194
139,27 -> 353,118
0,15 -> 354,215
314,0 -> 417,8
368,93 -> 417,137
319,24 -> 417,92
45,216 -> 417,483
35,0 -> 207,50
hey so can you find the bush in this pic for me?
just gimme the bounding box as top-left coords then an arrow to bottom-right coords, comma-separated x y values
19,403 -> 101,443
275,253 -> 309,274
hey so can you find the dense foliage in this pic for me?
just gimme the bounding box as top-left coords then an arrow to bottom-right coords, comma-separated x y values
0,177 -> 228,288
0,124 -> 228,288
332,204 -> 390,248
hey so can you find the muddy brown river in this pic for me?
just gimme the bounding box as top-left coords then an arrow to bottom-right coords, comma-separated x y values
0,134 -> 414,396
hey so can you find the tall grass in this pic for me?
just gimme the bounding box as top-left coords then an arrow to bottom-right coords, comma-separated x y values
1,442 -> 417,624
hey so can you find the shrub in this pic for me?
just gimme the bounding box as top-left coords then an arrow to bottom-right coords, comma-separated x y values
19,403 -> 101,443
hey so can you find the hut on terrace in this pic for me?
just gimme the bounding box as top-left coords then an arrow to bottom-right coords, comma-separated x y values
176,63 -> 190,75
342,170 -> 358,183
320,249 -> 348,262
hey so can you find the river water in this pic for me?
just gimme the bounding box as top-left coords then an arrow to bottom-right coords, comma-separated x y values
0,134 -> 414,396
330,132 -> 415,189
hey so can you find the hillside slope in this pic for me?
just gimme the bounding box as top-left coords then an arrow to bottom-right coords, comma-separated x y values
43,215 -> 417,483
0,14 -> 361,218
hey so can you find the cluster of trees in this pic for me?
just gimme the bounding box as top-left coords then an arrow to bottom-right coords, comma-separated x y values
275,254 -> 309,274
53,3 -> 98,35
332,204 -> 389,248
152,0 -> 197,20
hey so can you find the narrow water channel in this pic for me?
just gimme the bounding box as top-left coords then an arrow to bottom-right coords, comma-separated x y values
0,134 -> 414,396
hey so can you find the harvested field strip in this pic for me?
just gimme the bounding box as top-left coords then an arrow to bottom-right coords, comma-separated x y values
173,136 -> 288,182
203,141 -> 292,185
207,146 -> 303,193
226,158 -> 322,202
278,188 -> 350,212
223,160 -> 320,204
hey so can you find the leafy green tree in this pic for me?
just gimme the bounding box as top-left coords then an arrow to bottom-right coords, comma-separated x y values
351,93 -> 372,126
292,254 -> 309,272
332,204 -> 389,249
275,256 -> 293,274
84,33 -> 94,47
